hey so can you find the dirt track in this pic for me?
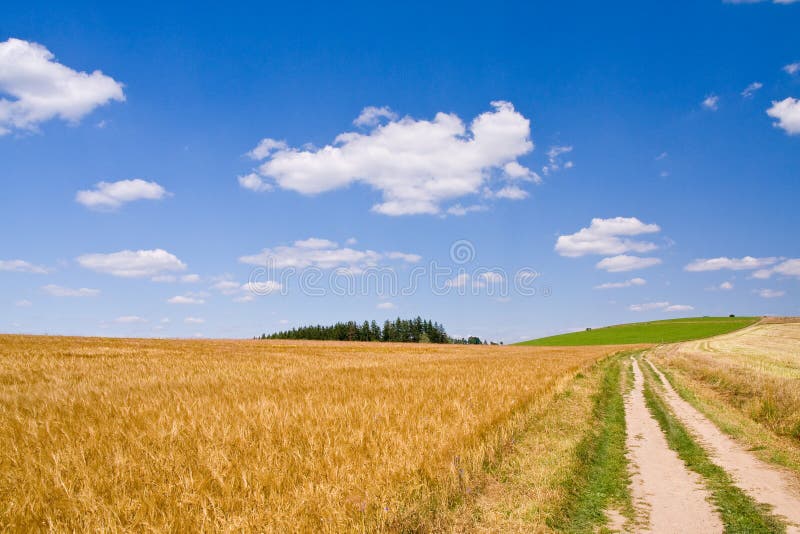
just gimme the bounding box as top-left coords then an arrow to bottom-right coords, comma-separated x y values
647,359 -> 800,533
624,358 -> 722,533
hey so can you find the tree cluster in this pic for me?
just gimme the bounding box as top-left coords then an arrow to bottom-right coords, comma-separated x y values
259,317 -> 484,344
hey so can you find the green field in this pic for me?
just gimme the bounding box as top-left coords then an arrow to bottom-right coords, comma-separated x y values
517,317 -> 759,346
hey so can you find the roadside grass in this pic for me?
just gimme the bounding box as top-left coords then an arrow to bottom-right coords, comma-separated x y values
518,317 -> 758,346
547,353 -> 634,532
444,352 -> 634,532
640,359 -> 786,533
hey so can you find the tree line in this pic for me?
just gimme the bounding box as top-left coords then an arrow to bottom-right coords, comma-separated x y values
259,317 -> 490,344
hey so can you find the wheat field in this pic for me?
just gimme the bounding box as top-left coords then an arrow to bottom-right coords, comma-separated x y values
0,335 -> 627,532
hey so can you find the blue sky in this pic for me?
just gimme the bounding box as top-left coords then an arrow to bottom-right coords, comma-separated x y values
1,0 -> 799,342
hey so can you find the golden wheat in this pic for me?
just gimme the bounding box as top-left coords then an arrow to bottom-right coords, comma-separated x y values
0,335 -> 626,532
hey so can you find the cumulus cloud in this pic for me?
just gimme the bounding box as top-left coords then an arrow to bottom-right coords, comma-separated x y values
702,95 -> 720,111
77,249 -> 187,278
784,62 -> 800,75
75,179 -> 169,209
767,97 -> 800,135
167,292 -> 206,305
741,82 -> 763,98
556,217 -> 661,257
0,259 -> 48,274
542,145 -> 574,176
478,272 -> 505,284
445,273 -> 471,288
756,288 -> 785,298
596,255 -> 662,272
41,284 -> 99,297
239,238 -> 419,271
247,138 -> 288,160
0,38 -> 124,135
446,204 -> 488,216
684,256 -> 778,272
706,281 -> 734,291
241,101 -> 537,215
353,106 -> 398,127
238,173 -> 273,192
492,185 -> 529,200
594,277 -> 647,289
629,301 -> 693,312
750,258 -> 800,279
114,315 -> 146,324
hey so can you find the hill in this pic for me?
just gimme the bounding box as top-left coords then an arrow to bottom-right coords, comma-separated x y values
517,316 -> 759,346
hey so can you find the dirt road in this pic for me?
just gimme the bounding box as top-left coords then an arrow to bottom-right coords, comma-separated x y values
647,359 -> 800,533
624,358 -> 723,533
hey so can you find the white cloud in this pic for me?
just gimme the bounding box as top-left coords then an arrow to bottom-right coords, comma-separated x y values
446,204 -> 488,216
180,274 -> 200,283
629,301 -> 693,312
353,106 -> 398,127
666,304 -> 695,312
238,173 -> 272,192
492,185 -> 529,200
773,259 -> 800,277
629,301 -> 670,312
211,279 -> 242,295
555,217 -> 661,257
77,249 -> 187,278
656,152 -> 668,160
167,293 -> 205,305
114,315 -> 146,324
702,94 -> 720,111
478,272 -> 505,284
751,258 -> 800,279
184,316 -> 205,324
445,273 -> 470,288
239,238 -> 419,271
542,145 -> 573,176
242,280 -> 282,295
0,38 -> 124,135
767,97 -> 800,135
757,288 -> 785,298
784,62 -> 800,75
76,179 -> 169,209
42,284 -> 99,297
0,259 -> 48,274
242,101 -> 537,215
247,138 -> 288,160
741,82 -> 763,98
596,255 -> 662,272
594,277 -> 647,289
706,281 -> 736,292
15,299 -> 32,307
684,256 -> 778,272
503,161 -> 542,183
376,301 -> 396,310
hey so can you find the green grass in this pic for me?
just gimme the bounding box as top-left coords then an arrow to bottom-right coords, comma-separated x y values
517,317 -> 759,346
548,353 -> 633,532
640,359 -> 785,533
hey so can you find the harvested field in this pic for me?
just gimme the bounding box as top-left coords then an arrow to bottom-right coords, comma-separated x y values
652,321 -> 800,442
